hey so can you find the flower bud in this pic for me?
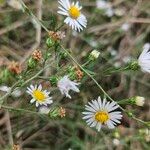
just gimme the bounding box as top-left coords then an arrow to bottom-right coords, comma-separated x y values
59,107 -> 66,118
7,61 -> 22,74
27,57 -> 37,68
39,106 -> 50,114
89,50 -> 100,60
114,131 -> 120,138
129,96 -> 145,106
75,68 -> 84,81
49,107 -> 59,118
128,61 -> 139,71
49,31 -> 65,41
0,69 -> 12,83
135,96 -> 145,106
49,76 -> 58,85
46,37 -> 55,47
32,50 -> 42,61
13,144 -> 20,150
60,51 -> 68,58
127,112 -> 133,117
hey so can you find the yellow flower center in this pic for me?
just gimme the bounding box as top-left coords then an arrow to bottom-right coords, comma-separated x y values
95,111 -> 109,124
33,90 -> 46,102
69,6 -> 80,19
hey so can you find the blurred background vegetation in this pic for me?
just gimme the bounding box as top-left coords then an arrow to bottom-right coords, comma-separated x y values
0,0 -> 150,149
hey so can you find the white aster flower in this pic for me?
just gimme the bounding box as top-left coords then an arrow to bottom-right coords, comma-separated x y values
82,96 -> 122,132
57,75 -> 80,99
26,84 -> 53,107
57,0 -> 87,32
138,43 -> 150,73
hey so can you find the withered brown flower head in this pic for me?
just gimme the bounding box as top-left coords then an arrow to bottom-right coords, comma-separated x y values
32,49 -> 42,61
13,144 -> 20,150
76,68 -> 84,81
59,107 -> 66,118
49,31 -> 65,41
8,61 -> 22,74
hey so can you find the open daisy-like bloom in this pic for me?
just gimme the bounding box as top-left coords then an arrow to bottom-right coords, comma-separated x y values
57,0 -> 87,32
57,75 -> 80,99
82,96 -> 122,132
138,43 -> 150,73
26,85 -> 53,107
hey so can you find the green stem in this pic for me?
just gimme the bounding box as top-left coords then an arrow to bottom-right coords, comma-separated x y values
104,66 -> 130,75
60,45 -> 125,111
21,64 -> 50,87
12,0 -> 149,127
118,99 -> 130,105
132,116 -> 150,127
37,76 -> 50,80
1,105 -> 43,116
19,0 -> 49,33
82,59 -> 92,67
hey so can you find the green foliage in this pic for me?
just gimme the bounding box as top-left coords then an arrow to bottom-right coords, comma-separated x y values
0,0 -> 150,150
